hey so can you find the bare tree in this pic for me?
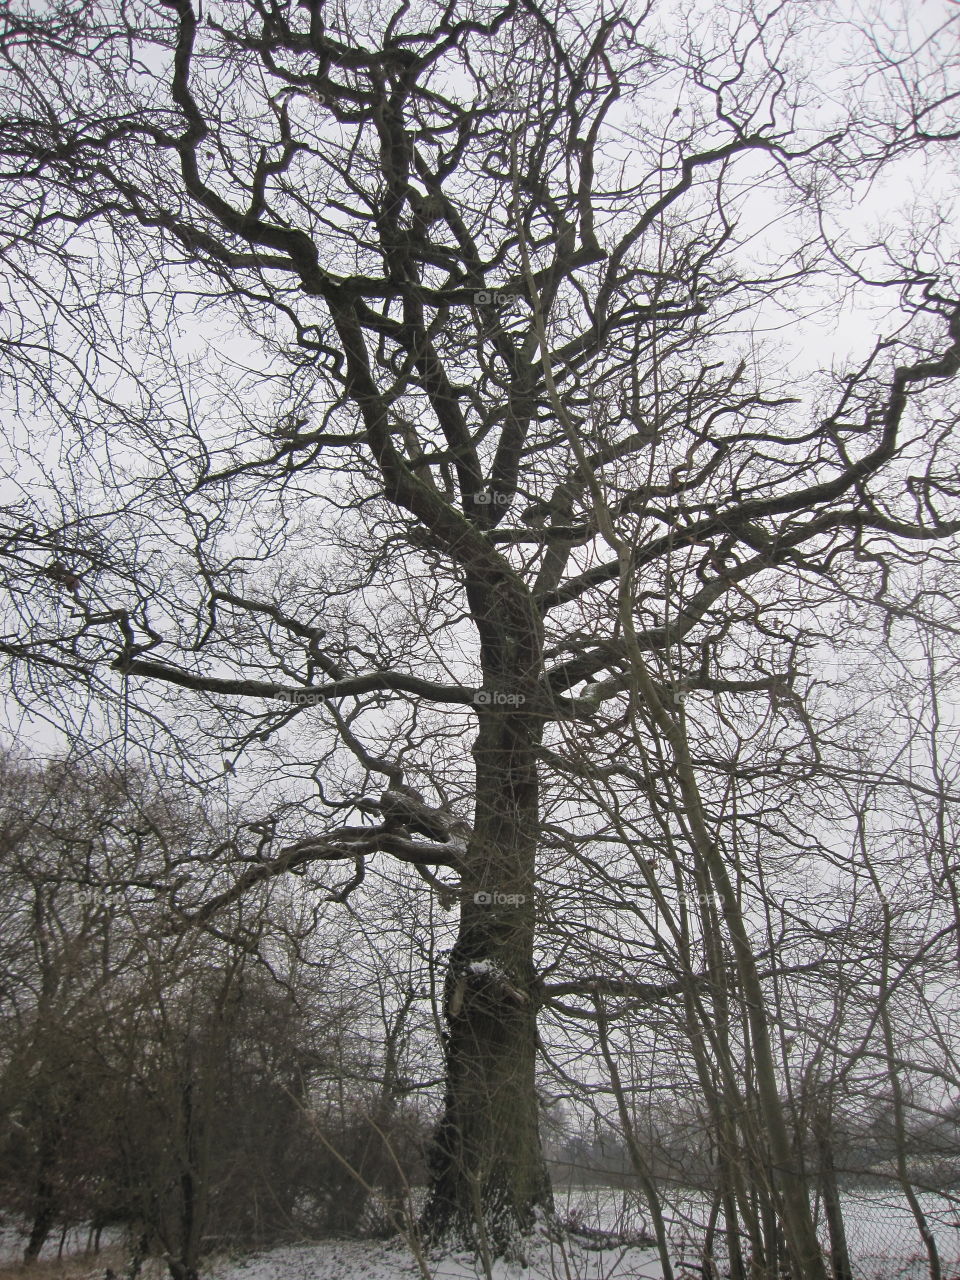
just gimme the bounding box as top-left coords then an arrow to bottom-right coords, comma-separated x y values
1,0 -> 960,1265
0,747 -> 421,1275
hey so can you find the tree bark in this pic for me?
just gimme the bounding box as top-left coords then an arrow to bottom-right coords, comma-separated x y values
814,1110 -> 852,1280
422,704 -> 553,1251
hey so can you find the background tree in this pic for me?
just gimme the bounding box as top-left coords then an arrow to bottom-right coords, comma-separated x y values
0,749 -> 431,1275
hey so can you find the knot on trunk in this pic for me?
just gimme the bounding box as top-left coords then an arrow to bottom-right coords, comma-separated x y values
447,958 -> 529,1019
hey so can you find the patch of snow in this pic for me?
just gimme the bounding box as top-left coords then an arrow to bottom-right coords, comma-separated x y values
205,1235 -> 665,1280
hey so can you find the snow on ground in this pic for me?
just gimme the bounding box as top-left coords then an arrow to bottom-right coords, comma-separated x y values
0,1222 -> 665,1280
207,1237 -> 664,1280
0,1223 -> 123,1266
5,1185 -> 960,1279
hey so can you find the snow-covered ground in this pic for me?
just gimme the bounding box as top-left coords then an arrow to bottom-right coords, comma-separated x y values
0,1223 -> 123,1266
0,1231 -> 664,1280
3,1186 -> 959,1279
208,1237 -> 664,1280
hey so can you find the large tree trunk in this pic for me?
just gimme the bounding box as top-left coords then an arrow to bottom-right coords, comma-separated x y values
422,703 -> 553,1253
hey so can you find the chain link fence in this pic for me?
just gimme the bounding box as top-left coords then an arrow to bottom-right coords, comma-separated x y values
551,1178 -> 960,1279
